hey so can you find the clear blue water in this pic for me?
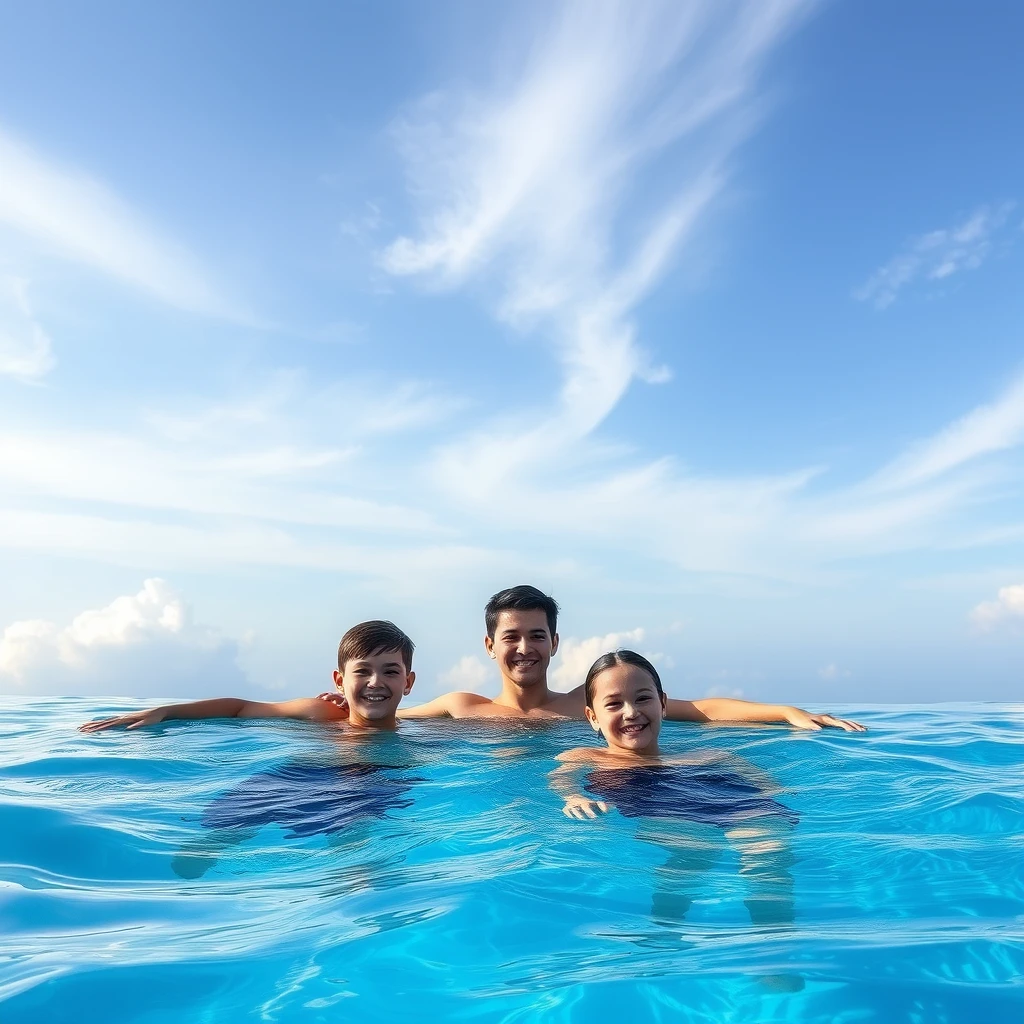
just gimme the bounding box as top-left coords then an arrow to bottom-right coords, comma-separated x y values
1,700 -> 1022,1023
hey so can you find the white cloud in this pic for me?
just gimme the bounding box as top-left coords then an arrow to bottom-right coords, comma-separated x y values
0,579 -> 247,696
855,202 -> 1016,310
382,0 -> 812,496
818,663 -> 851,681
0,124 -> 243,320
438,654 -> 492,693
868,373 -> 1024,491
702,685 -> 745,699
551,628 -> 646,691
0,430 -> 440,535
969,584 -> 1024,633
0,276 -> 54,380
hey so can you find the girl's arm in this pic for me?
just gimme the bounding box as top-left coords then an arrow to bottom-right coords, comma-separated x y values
79,697 -> 347,733
549,750 -> 611,819
665,697 -> 865,732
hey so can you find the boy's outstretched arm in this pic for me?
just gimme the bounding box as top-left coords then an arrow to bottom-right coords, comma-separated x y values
665,697 -> 865,732
80,697 -> 347,733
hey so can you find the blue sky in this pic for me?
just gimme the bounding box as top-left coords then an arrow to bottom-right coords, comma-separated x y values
1,0 -> 1022,704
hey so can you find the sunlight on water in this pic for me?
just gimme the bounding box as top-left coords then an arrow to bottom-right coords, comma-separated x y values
1,700 -> 1022,1022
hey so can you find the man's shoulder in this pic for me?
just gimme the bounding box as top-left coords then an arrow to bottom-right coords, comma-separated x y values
400,690 -> 495,719
443,691 -> 495,711
544,686 -> 586,716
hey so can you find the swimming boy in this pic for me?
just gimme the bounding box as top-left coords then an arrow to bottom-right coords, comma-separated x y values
551,650 -> 799,937
393,585 -> 863,730
81,621 -> 420,878
81,619 -> 415,733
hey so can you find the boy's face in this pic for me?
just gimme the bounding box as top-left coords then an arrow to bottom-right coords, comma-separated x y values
333,649 -> 414,724
484,609 -> 558,689
585,663 -> 665,754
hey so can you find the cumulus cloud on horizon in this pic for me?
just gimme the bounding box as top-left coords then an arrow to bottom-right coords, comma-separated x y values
970,584 -> 1024,633
0,578 -> 247,696
551,627 -> 648,691
437,654 -> 493,694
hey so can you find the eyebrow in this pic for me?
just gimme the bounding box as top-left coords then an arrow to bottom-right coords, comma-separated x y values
601,687 -> 655,700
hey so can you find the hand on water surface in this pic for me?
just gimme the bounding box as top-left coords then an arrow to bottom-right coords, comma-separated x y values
80,707 -> 169,732
562,794 -> 611,820
784,708 -> 865,732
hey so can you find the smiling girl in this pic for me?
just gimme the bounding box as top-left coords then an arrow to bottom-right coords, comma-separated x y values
551,650 -> 800,933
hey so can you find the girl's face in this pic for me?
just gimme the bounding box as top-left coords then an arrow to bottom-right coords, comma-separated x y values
585,663 -> 666,754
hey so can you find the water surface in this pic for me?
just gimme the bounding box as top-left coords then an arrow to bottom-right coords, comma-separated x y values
1,700 -> 1021,1022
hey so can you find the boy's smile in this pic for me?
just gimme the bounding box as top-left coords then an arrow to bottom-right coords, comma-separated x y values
485,609 -> 558,689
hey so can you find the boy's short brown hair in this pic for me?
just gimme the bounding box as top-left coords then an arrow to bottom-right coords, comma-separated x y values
337,620 -> 415,673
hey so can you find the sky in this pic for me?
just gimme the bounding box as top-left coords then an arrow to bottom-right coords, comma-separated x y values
1,0 -> 1022,705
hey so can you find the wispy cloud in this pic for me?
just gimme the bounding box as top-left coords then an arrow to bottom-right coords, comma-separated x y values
868,373 -> 1024,490
969,584 -> 1024,633
0,125 -> 245,321
854,202 -> 1016,309
818,663 -> 851,681
0,275 -> 54,380
381,0 -> 812,496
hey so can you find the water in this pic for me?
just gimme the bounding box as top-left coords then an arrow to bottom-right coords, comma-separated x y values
1,700 -> 1022,1022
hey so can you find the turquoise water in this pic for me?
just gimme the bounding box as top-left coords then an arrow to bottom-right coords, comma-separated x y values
1,700 -> 1022,1022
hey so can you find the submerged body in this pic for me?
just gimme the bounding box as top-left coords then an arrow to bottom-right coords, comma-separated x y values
584,762 -> 799,829
201,761 -> 418,839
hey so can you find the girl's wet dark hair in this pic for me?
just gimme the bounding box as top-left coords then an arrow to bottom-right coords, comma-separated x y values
584,650 -> 663,708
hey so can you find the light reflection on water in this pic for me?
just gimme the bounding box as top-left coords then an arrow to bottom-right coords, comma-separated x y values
0,700 -> 1022,1022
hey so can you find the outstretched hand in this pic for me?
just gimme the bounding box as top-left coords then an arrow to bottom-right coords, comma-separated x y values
785,709 -> 865,732
80,708 -> 168,733
562,794 -> 611,820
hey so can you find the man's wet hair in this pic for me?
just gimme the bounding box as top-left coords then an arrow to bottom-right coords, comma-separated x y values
485,585 -> 559,639
337,620 -> 415,672
584,650 -> 663,709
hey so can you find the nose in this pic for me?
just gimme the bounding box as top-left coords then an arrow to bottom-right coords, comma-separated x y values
621,702 -> 639,720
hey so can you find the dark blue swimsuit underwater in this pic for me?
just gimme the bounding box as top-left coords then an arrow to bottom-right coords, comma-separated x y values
585,763 -> 798,828
202,762 -> 418,838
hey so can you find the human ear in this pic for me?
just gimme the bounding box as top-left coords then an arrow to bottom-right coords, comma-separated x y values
584,706 -> 600,732
333,669 -> 344,691
404,671 -> 416,695
484,635 -> 496,659
550,632 -> 559,655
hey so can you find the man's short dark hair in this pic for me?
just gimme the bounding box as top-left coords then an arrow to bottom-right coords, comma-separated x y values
485,585 -> 559,639
338,620 -> 415,672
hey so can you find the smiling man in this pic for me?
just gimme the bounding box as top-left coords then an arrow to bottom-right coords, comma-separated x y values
399,586 -> 864,730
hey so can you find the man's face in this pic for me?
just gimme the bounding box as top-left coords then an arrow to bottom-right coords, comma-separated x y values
333,650 -> 414,722
485,609 -> 558,689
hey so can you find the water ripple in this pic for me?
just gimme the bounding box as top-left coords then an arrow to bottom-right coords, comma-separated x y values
0,699 -> 1021,1022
